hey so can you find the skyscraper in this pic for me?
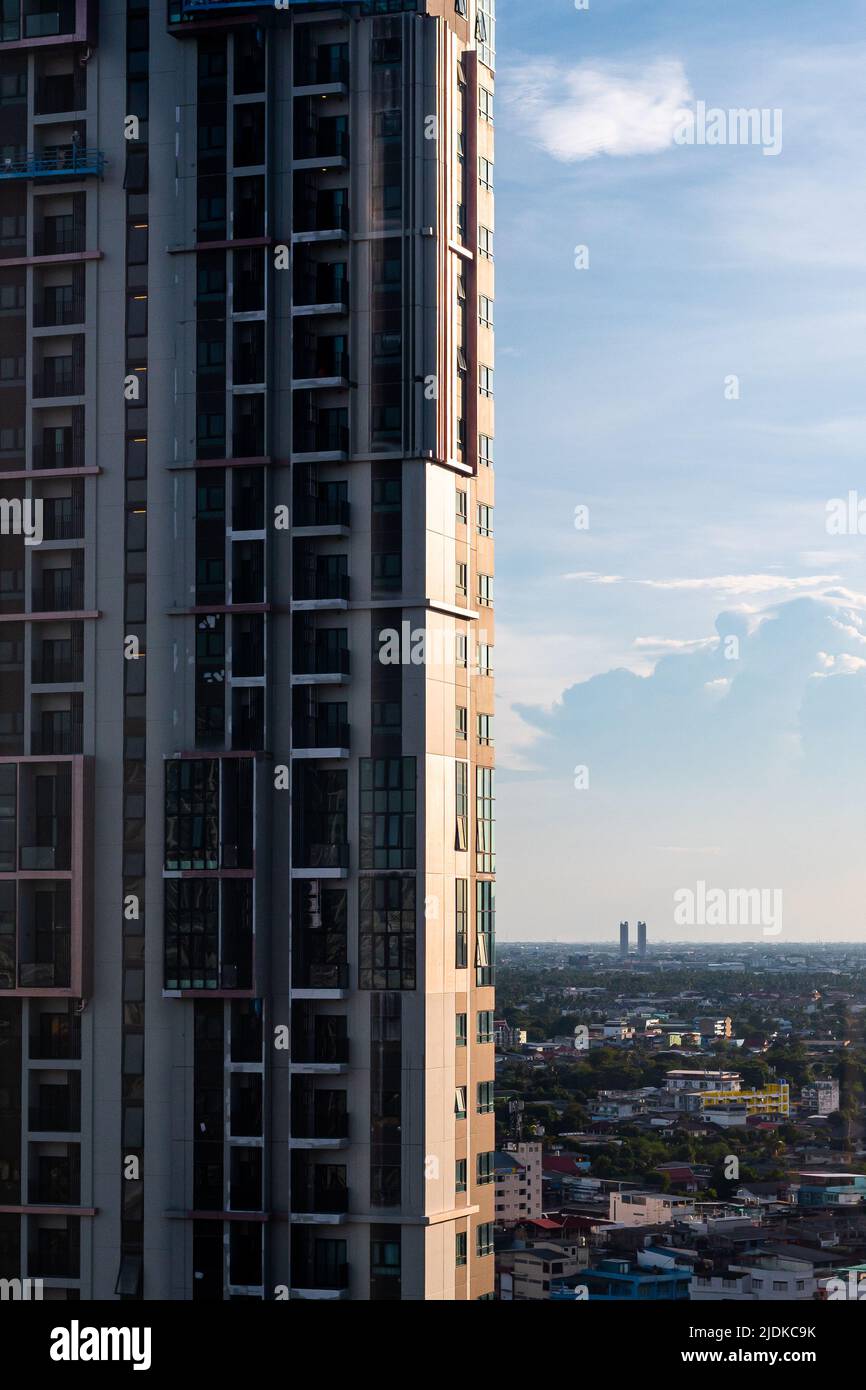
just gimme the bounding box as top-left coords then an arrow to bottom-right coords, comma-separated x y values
619,921 -> 629,957
637,921 -> 647,958
0,0 -> 496,1302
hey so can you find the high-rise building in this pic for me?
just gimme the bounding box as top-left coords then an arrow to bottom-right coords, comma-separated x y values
637,920 -> 647,957
0,0 -> 496,1302
619,921 -> 629,957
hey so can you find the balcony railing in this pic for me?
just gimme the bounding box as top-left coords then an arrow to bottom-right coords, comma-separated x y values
33,293 -> 84,329
29,1101 -> 79,1133
294,573 -> 350,604
19,956 -> 71,989
293,497 -> 350,529
293,717 -> 350,751
295,55 -> 350,88
292,1262 -> 349,1292
294,349 -> 349,382
294,127 -> 350,162
295,843 -> 349,872
292,1186 -> 349,1216
291,1105 -> 349,1142
30,725 -> 82,755
295,277 -> 349,313
33,441 -> 84,471
33,649 -> 83,683
0,148 -> 104,182
32,579 -> 85,611
294,962 -> 350,991
33,223 -> 86,258
32,366 -> 83,399
292,1036 -> 349,1066
293,646 -> 350,678
41,497 -> 84,540
35,74 -> 86,116
293,421 -> 350,455
294,198 -> 350,236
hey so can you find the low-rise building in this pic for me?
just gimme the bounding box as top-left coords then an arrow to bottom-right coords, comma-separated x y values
801,1080 -> 840,1115
609,1192 -> 696,1227
494,1142 -> 543,1223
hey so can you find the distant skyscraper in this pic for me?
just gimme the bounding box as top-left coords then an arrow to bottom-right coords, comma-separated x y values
619,921 -> 629,957
638,921 -> 648,957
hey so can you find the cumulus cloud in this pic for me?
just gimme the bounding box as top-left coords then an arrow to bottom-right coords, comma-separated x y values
508,58 -> 692,163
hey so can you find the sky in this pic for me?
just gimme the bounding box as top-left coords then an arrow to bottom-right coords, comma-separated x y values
493,0 -> 866,943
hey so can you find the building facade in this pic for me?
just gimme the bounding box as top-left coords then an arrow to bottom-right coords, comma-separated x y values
0,0 -> 496,1301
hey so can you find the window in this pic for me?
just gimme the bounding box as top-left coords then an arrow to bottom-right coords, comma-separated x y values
372,477 -> 401,513
477,1081 -> 494,1114
456,706 -> 467,741
456,1159 -> 467,1194
477,504 -> 493,536
456,489 -> 467,525
479,226 -> 494,261
478,643 -> 493,676
359,877 -> 417,990
477,0 -> 496,70
479,87 -> 495,124
456,1232 -> 467,1266
456,878 -> 468,966
480,364 -> 494,397
456,633 -> 468,668
479,434 -> 493,468
477,713 -> 494,747
477,1222 -> 494,1257
478,574 -> 494,607
360,758 -> 416,870
456,1013 -> 467,1047
455,0 -> 468,16
479,295 -> 494,328
477,1011 -> 494,1044
456,764 -> 469,853
476,878 -> 495,979
479,156 -> 494,190
477,1151 -> 495,1185
456,562 -> 468,598
372,552 -> 402,593
455,1087 -> 467,1120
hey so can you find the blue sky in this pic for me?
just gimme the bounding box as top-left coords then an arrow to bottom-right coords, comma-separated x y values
493,0 -> 866,942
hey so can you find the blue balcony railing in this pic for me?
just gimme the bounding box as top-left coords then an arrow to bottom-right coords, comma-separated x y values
0,148 -> 105,181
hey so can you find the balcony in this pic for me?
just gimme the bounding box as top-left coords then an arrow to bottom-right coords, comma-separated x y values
32,575 -> 84,612
32,361 -> 83,399
19,817 -> 71,869
292,961 -> 350,994
40,495 -> 84,540
33,644 -> 83,683
293,194 -> 350,242
293,264 -> 349,317
292,419 -> 349,459
294,843 -> 349,875
293,497 -> 350,531
33,290 -> 84,328
294,51 -> 350,92
0,147 -> 104,182
292,646 -> 350,682
29,1090 -> 80,1133
32,439 -> 83,471
291,1093 -> 349,1146
292,572 -> 350,607
293,716 -> 350,757
35,72 -> 85,115
293,345 -> 349,390
294,123 -> 350,167
290,1261 -> 349,1295
33,221 -> 85,258
291,1037 -> 349,1069
30,722 -> 82,755
291,1170 -> 349,1221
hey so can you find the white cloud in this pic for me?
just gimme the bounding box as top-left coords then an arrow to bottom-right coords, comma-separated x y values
508,58 -> 692,163
564,571 -> 841,597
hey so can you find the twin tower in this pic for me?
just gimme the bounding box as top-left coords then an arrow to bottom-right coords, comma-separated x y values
619,921 -> 648,958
